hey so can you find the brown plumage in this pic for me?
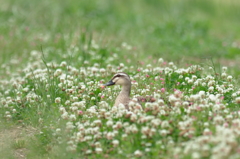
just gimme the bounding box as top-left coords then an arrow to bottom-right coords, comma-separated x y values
104,72 -> 155,110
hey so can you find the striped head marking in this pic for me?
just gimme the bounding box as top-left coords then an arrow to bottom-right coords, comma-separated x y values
104,72 -> 131,86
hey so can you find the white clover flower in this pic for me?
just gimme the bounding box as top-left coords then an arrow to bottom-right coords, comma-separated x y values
161,120 -> 170,128
192,75 -> 197,80
5,114 -> 12,120
158,58 -> 164,63
208,86 -> 214,92
160,129 -> 168,136
213,116 -> 224,124
54,69 -> 62,77
226,114 -> 233,120
61,112 -> 68,119
106,120 -> 113,127
192,152 -> 201,159
55,97 -> 61,103
12,109 -> 16,113
182,101 -> 189,107
155,99 -> 164,106
209,94 -> 217,102
72,96 -> 78,101
206,75 -> 214,81
80,84 -> 86,90
203,128 -> 212,136
212,143 -> 231,158
213,104 -> 221,111
85,149 -> 92,154
193,80 -> 199,86
95,141 -> 101,147
129,113 -> 137,122
69,114 -> 76,121
95,147 -> 103,154
84,135 -> 92,141
153,93 -> 161,99
112,140 -> 119,147
202,145 -> 210,152
4,111 -> 10,115
208,80 -> 215,87
169,62 -> 174,66
188,79 -> 193,84
222,66 -> 228,72
129,101 -> 137,108
134,150 -> 143,157
198,91 -> 205,98
150,119 -> 161,128
221,72 -> 227,78
80,69 -> 86,75
22,87 -> 29,92
94,133 -> 102,140
145,148 -> 151,152
216,87 -> 223,94
146,64 -> 152,69
168,140 -> 174,147
93,120 -> 102,127
235,97 -> 240,104
227,75 -> 233,81
185,77 -> 190,81
99,68 -> 106,73
223,109 -> 229,114
201,82 -> 206,87
173,147 -> 182,155
78,101 -> 86,108
189,94 -> 200,102
197,78 -> 202,83
164,67 -> 173,74
122,134 -> 128,140
60,61 -> 67,67
130,124 -> 139,134
119,63 -> 125,68
203,122 -> 209,127
92,127 -> 100,134
59,106 -> 66,113
106,132 -> 114,140
159,109 -> 166,115
66,122 -> 75,130
144,102 -> 152,108
56,128 -> 61,133
91,67 -> 99,74
38,118 -> 43,124
169,94 -> 178,102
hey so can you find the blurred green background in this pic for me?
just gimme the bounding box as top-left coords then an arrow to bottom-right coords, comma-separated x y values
1,1 -> 240,158
0,0 -> 240,68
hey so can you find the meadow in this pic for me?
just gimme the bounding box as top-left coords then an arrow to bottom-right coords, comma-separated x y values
1,0 -> 240,158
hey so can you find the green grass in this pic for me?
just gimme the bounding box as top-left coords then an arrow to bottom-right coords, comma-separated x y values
1,0 -> 240,158
1,0 -> 240,64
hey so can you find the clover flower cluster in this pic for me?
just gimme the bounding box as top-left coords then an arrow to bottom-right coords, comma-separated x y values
1,46 -> 240,158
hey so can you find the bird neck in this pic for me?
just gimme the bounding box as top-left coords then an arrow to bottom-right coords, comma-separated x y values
120,83 -> 131,97
115,83 -> 131,105
113,83 -> 131,109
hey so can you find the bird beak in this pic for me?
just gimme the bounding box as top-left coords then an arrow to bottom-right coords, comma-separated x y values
104,80 -> 115,86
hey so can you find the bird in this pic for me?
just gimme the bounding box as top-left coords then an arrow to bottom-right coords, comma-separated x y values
103,72 -> 155,110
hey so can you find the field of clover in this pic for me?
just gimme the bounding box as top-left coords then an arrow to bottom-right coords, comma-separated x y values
1,40 -> 240,159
